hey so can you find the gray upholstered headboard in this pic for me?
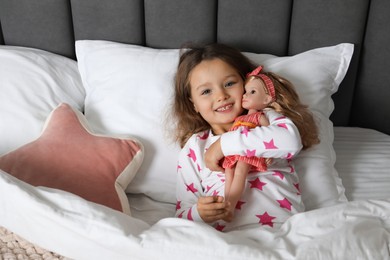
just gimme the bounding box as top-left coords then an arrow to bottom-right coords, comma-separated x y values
0,0 -> 389,135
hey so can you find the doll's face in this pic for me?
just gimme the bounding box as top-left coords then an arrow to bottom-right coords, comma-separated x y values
242,78 -> 273,110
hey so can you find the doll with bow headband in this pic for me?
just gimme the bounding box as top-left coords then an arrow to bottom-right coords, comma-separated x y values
221,65 -> 320,220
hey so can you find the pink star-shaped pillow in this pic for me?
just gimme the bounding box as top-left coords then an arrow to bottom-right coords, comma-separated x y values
0,103 -> 144,214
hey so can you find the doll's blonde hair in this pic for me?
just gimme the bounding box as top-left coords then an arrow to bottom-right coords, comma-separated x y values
247,72 -> 320,149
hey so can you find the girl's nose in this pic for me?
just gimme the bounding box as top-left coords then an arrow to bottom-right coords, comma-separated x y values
216,88 -> 229,102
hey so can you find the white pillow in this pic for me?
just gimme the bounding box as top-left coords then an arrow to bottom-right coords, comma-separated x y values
77,40 -> 181,203
0,46 -> 85,156
245,44 -> 353,209
76,40 -> 353,210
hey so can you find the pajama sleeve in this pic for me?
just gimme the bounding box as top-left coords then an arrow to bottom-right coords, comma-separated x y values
220,109 -> 302,159
175,137 -> 204,222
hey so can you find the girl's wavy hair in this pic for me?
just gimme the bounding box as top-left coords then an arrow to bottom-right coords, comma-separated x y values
173,43 -> 256,148
249,72 -> 320,149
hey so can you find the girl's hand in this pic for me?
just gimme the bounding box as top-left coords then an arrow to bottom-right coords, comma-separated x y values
205,138 -> 225,172
197,196 -> 230,223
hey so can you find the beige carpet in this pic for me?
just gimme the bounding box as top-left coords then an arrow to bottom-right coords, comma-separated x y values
0,226 -> 69,260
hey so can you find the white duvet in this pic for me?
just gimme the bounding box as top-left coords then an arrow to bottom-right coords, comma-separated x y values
1,170 -> 389,260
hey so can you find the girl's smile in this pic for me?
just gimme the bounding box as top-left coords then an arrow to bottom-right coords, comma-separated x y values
215,103 -> 234,112
189,58 -> 245,134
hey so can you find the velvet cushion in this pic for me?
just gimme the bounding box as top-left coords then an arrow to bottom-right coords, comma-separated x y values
0,103 -> 144,214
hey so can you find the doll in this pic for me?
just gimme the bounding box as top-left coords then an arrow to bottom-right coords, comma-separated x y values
222,66 -> 274,217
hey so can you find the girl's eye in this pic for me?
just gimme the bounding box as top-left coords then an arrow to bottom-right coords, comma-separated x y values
225,81 -> 235,88
249,90 -> 256,94
201,89 -> 211,95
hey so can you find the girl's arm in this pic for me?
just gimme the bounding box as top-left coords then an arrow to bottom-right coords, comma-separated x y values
205,109 -> 302,171
176,137 -> 229,222
222,109 -> 302,158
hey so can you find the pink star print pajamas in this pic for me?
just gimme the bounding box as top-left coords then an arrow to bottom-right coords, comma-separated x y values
175,109 -> 305,231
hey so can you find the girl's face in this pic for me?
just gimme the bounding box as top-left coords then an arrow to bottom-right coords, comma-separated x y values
242,78 -> 272,110
189,58 -> 244,135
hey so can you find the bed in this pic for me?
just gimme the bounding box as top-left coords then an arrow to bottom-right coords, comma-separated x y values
0,0 -> 390,259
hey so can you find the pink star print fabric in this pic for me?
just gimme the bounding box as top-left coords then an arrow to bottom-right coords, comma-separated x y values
175,109 -> 305,232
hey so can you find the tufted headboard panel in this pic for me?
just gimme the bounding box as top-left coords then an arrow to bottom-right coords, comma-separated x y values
0,0 -> 389,134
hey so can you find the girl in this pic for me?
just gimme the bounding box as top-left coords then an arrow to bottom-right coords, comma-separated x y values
173,43 -> 319,231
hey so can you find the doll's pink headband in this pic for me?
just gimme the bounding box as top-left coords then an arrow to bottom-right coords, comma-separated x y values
247,66 -> 276,101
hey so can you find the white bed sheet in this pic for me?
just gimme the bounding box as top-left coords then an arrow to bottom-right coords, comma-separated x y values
1,127 -> 390,259
334,127 -> 390,201
128,194 -> 176,226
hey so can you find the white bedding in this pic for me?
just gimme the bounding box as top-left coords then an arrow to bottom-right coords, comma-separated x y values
1,127 -> 390,259
1,172 -> 389,259
334,127 -> 390,201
